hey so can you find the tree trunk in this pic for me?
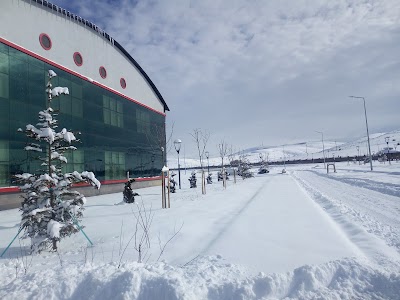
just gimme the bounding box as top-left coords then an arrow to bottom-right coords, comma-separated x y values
52,238 -> 57,251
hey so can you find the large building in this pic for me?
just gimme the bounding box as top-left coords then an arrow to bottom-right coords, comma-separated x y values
0,0 -> 169,209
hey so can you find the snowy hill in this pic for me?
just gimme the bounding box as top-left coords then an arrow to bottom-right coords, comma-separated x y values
169,130 -> 400,168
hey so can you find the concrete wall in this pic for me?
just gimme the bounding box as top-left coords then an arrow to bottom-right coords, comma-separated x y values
0,179 -> 161,211
0,0 -> 164,113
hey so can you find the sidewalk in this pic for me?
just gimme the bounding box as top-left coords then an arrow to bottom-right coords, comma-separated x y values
202,174 -> 361,273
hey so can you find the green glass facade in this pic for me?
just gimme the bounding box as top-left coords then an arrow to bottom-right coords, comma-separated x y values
0,41 -> 165,187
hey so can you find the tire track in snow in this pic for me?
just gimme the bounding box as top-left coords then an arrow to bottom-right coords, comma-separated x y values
199,176 -> 272,255
292,171 -> 400,268
308,169 -> 400,198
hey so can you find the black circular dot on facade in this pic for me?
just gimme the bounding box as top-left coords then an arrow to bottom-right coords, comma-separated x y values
73,52 -> 83,66
120,78 -> 126,89
39,33 -> 52,50
99,66 -> 107,79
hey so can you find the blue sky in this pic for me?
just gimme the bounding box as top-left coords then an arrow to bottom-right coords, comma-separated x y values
51,0 -> 400,157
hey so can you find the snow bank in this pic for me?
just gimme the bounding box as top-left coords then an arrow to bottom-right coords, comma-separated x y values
0,256 -> 398,300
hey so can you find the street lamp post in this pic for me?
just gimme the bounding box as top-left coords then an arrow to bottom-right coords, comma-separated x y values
385,136 -> 391,165
349,96 -> 373,171
305,142 -> 308,159
174,139 -> 182,189
315,131 -> 326,169
282,145 -> 286,170
205,151 -> 210,174
356,146 -> 360,165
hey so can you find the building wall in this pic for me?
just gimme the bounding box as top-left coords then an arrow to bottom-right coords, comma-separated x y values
0,0 -> 168,208
0,0 -> 164,113
0,42 -> 165,187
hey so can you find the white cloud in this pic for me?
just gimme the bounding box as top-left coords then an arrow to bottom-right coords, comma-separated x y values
52,0 -> 400,157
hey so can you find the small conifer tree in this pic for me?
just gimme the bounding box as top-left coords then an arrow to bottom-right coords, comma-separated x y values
238,152 -> 254,179
14,70 -> 100,252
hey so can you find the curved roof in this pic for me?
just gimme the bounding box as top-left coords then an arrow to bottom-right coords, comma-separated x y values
28,0 -> 169,112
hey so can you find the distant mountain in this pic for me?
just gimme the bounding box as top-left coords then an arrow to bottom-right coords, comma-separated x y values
167,130 -> 400,168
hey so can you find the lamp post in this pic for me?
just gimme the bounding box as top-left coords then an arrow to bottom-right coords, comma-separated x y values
315,131 -> 326,168
349,96 -> 373,171
282,145 -> 286,170
205,151 -> 210,174
356,146 -> 360,164
305,142 -> 308,159
385,136 -> 391,164
151,154 -> 155,175
174,139 -> 182,189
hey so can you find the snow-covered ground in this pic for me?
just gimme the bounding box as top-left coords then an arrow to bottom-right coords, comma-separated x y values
1,162 -> 400,299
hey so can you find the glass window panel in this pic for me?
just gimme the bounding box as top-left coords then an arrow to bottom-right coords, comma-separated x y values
102,95 -> 109,109
104,109 -> 110,124
60,96 -> 71,115
0,52 -> 9,74
0,43 -> 8,54
63,151 -> 72,163
119,152 -> 125,165
9,56 -> 28,80
0,164 -> 9,186
0,99 -> 9,126
109,99 -> 116,111
9,47 -> 27,61
52,97 -> 60,111
104,151 -> 111,164
0,73 -> 9,98
74,150 -> 84,164
58,77 -> 71,91
0,140 -> 9,162
29,65 -> 45,87
117,114 -> 123,128
71,97 -> 83,118
110,111 -> 117,126
71,82 -> 82,99
9,79 -> 27,102
29,78 -> 46,108
112,152 -> 118,164
28,55 -> 44,69
117,102 -> 123,113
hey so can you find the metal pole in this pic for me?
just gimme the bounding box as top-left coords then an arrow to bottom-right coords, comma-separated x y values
177,151 -> 181,189
69,212 -> 94,246
363,98 -> 373,170
321,132 -> 326,168
350,96 -> 373,170
167,169 -> 171,208
315,131 -> 326,168
283,145 -> 286,169
161,171 -> 165,208
1,226 -> 24,258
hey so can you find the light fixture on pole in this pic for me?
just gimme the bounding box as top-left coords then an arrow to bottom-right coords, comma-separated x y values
205,151 -> 210,174
174,139 -> 182,189
349,96 -> 373,171
315,131 -> 326,168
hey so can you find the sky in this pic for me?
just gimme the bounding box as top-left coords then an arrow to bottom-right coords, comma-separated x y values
50,0 -> 400,158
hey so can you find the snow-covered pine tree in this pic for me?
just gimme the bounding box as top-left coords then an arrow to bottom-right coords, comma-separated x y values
14,70 -> 100,253
238,152 -> 254,179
